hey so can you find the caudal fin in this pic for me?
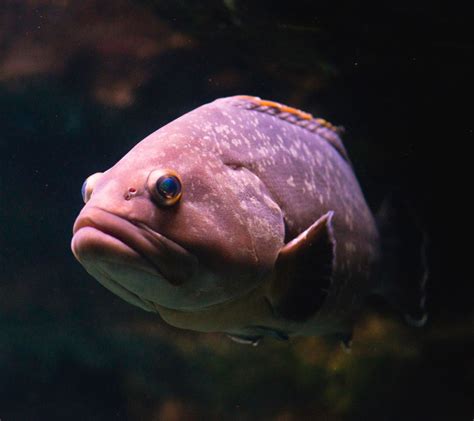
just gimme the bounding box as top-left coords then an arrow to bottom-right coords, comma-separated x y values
374,195 -> 429,327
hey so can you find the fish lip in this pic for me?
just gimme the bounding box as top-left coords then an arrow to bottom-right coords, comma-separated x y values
72,206 -> 198,286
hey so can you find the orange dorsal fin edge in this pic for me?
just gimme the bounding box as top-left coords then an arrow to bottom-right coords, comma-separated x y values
233,95 -> 349,162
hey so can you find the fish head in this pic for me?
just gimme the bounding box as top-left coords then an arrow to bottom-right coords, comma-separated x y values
71,125 -> 285,313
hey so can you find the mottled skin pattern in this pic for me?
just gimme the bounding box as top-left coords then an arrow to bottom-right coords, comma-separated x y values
72,96 -> 379,341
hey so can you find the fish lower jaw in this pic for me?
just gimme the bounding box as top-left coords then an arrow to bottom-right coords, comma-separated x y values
72,206 -> 198,286
71,226 -> 177,310
71,226 -> 162,277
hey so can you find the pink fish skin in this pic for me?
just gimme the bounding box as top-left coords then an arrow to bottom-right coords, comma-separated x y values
72,95 -> 381,342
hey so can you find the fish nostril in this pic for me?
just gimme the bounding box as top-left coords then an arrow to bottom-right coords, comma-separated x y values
124,187 -> 137,201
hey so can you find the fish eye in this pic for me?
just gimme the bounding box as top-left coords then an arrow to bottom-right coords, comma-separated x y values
147,169 -> 182,206
81,172 -> 103,204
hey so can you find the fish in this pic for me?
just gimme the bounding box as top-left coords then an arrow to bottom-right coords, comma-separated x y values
71,95 -> 427,345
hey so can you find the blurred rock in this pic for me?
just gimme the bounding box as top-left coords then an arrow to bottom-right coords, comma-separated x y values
0,0 -> 192,107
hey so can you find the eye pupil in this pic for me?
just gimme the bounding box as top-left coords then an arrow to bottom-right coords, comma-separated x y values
157,176 -> 181,199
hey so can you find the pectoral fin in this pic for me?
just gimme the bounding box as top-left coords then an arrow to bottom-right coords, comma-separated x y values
268,211 -> 336,321
226,326 -> 289,346
226,334 -> 262,346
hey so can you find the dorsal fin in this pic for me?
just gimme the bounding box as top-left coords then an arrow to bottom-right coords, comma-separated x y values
234,95 -> 350,163
231,95 -> 350,163
238,95 -> 315,121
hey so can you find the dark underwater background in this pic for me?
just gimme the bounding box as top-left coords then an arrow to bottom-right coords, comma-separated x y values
0,1 -> 472,420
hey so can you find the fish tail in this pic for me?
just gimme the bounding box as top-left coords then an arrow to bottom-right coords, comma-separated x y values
373,194 -> 429,327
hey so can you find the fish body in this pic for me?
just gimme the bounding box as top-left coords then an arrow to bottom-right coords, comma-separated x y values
72,95 -> 383,342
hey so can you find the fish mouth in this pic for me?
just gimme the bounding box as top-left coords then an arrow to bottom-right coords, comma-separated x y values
71,207 -> 198,310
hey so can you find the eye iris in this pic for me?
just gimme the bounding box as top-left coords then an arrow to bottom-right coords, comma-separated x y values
157,176 -> 181,199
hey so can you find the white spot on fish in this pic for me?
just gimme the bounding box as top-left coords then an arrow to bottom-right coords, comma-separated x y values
289,146 -> 298,158
304,179 -> 315,192
345,242 -> 356,253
